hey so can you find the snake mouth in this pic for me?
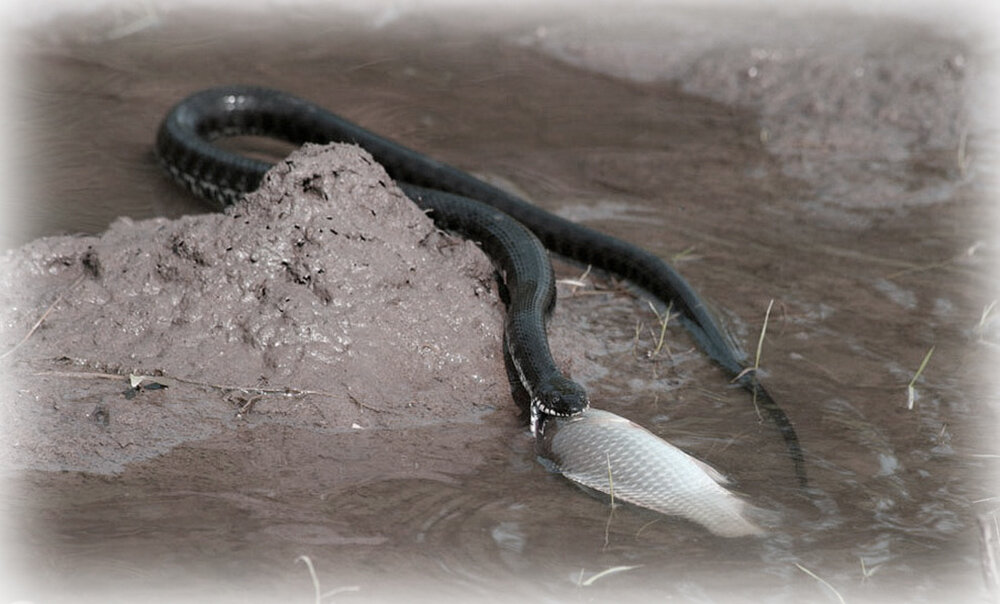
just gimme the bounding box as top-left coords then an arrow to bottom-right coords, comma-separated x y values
534,400 -> 587,417
530,398 -> 589,437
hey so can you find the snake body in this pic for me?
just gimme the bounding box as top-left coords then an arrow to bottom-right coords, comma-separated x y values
156,86 -> 805,483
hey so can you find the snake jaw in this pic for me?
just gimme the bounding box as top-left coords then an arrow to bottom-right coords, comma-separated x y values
530,403 -> 543,437
530,401 -> 562,437
529,383 -> 590,437
529,400 -> 587,438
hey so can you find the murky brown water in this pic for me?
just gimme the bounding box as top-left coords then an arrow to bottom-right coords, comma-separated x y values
4,5 -> 998,603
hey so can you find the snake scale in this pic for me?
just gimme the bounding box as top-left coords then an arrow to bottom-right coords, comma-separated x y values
155,86 -> 805,484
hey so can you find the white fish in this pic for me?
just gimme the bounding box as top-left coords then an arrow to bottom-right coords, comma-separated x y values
537,408 -> 766,538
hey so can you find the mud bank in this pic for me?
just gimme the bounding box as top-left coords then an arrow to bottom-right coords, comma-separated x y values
1,143 -> 515,474
526,9 -> 981,228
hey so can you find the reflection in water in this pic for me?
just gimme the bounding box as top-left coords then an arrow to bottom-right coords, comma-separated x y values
7,5 -> 998,603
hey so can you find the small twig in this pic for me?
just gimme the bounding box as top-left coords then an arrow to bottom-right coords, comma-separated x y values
0,274 -> 85,361
31,369 -> 124,381
30,367 -> 384,412
238,395 -> 263,416
556,265 -> 593,292
341,388 -> 383,413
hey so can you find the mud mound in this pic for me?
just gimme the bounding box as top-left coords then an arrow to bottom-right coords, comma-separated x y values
0,143 -> 510,473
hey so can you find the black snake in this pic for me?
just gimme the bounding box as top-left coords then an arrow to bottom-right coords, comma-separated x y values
155,86 -> 805,484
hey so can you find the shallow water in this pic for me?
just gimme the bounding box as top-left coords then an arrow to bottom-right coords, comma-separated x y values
4,5 -> 999,603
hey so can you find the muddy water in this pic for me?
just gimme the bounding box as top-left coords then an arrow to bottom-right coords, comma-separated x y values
4,5 -> 998,604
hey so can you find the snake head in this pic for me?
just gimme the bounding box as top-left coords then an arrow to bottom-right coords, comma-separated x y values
530,376 -> 589,436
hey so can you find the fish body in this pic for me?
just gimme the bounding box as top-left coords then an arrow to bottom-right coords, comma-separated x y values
537,408 -> 765,538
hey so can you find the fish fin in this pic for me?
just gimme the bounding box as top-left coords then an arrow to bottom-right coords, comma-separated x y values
688,455 -> 734,486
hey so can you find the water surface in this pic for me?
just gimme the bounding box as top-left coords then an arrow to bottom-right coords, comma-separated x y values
5,6 -> 998,603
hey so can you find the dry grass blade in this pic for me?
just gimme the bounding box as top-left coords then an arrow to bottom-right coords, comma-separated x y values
296,555 -> 360,603
795,563 -> 846,604
957,126 -> 973,177
0,274 -> 85,361
976,511 -> 1000,594
602,452 -> 616,551
886,241 -> 982,280
735,298 -> 774,419
754,298 -> 775,371
557,265 -> 593,291
296,555 -> 322,604
606,452 -> 616,507
980,300 -> 998,328
859,557 -> 882,582
906,346 -> 935,410
579,565 -> 643,587
671,245 -> 697,262
976,300 -> 998,341
645,300 -> 674,357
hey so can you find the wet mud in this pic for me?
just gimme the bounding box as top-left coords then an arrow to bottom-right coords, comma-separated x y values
2,4 -> 997,603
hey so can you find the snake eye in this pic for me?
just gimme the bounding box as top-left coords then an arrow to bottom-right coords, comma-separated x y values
540,377 -> 589,416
